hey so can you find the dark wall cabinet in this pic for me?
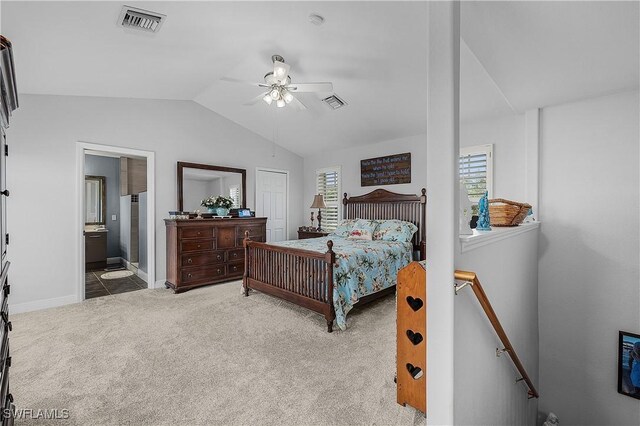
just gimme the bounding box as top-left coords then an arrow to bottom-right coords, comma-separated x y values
1,34 -> 18,424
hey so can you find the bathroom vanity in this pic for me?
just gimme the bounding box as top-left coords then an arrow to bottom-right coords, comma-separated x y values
85,229 -> 108,269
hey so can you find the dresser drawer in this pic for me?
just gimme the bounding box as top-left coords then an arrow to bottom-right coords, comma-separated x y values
217,227 -> 236,249
237,225 -> 263,239
180,227 -> 214,240
181,266 -> 226,284
180,240 -> 215,253
228,261 -> 244,276
227,249 -> 244,262
181,251 -> 225,267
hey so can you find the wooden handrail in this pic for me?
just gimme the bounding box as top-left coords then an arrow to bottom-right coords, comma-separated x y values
454,270 -> 539,399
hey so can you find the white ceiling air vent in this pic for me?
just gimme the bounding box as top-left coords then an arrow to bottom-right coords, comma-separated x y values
322,94 -> 348,110
118,5 -> 166,33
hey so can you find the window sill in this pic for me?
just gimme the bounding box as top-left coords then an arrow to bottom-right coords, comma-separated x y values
459,222 -> 540,253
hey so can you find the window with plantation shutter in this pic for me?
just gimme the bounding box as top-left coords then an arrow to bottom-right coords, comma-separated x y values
316,166 -> 341,231
229,185 -> 240,208
459,144 -> 493,203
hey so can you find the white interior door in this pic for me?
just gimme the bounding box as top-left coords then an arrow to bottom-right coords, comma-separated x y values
256,169 -> 288,242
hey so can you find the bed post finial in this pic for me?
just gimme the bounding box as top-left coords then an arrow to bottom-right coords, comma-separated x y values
325,239 -> 336,333
421,188 -> 426,196
243,230 -> 251,296
343,192 -> 348,205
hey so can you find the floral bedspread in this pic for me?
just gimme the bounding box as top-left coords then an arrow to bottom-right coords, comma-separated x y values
271,236 -> 413,330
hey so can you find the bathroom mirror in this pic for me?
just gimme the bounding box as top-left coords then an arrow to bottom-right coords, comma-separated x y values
85,175 -> 106,225
177,162 -> 246,212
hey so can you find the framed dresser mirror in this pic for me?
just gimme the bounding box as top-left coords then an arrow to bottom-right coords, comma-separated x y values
177,162 -> 247,212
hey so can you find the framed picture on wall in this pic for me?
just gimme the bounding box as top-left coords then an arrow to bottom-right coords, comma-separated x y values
618,331 -> 640,400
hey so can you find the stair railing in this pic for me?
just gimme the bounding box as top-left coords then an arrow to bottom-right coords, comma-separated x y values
454,270 -> 539,399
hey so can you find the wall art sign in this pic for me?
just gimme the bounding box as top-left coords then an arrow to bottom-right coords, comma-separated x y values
360,152 -> 411,187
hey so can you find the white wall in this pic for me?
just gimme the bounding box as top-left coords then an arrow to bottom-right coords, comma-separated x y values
461,113 -> 527,201
455,228 -> 540,425
538,90 -> 640,425
7,94 -> 304,309
303,134 -> 427,221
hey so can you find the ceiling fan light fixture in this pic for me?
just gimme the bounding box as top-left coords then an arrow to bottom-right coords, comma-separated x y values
276,99 -> 286,108
282,90 -> 293,104
274,63 -> 287,78
270,88 -> 280,100
263,94 -> 273,105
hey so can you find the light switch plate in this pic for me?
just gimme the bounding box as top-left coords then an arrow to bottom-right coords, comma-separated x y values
112,214 -> 117,221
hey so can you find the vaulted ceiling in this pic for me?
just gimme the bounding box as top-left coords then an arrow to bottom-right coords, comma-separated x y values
461,0 -> 639,121
2,1 -> 638,154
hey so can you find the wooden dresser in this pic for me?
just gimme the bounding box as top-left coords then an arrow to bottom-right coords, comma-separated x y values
165,217 -> 267,293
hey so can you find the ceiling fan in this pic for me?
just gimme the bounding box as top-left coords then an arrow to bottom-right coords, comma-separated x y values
222,55 -> 333,110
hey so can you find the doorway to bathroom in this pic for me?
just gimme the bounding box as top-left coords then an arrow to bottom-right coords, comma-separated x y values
76,142 -> 156,302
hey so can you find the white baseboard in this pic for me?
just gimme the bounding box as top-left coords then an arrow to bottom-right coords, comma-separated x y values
10,294 -> 78,314
107,257 -> 121,265
137,269 -> 148,283
121,258 -> 138,272
154,279 -> 166,290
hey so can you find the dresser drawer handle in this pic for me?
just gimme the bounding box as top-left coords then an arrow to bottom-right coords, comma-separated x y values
187,273 -> 192,278
187,258 -> 192,264
217,269 -> 222,274
232,253 -> 238,258
197,244 -> 201,249
217,255 -> 222,260
197,231 -> 201,236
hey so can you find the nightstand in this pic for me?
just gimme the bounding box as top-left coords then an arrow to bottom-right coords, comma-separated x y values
297,229 -> 330,239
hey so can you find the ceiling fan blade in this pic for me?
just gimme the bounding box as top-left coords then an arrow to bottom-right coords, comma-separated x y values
273,60 -> 291,85
288,82 -> 333,93
221,77 -> 269,88
243,92 -> 269,106
288,95 -> 307,111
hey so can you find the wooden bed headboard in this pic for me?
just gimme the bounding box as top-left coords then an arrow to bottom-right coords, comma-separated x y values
342,188 -> 426,260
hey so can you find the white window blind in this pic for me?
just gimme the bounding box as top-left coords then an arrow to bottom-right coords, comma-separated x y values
316,166 -> 341,231
459,144 -> 493,203
229,186 -> 240,208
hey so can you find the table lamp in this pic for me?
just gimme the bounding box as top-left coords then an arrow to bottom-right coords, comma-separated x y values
310,194 -> 327,231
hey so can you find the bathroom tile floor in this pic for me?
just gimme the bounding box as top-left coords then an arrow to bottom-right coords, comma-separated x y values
85,264 -> 147,299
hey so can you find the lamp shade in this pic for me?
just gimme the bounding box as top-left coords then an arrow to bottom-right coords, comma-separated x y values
310,194 -> 327,209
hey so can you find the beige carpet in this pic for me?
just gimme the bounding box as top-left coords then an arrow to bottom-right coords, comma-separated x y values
10,281 -> 424,425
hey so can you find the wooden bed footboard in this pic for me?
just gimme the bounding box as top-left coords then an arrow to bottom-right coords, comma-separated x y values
243,231 -> 337,332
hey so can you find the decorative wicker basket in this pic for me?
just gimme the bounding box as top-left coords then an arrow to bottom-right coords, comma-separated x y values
488,198 -> 531,227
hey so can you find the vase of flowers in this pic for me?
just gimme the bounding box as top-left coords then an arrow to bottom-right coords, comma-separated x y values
201,195 -> 234,216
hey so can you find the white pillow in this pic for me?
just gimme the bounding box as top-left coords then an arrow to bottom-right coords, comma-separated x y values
347,219 -> 380,241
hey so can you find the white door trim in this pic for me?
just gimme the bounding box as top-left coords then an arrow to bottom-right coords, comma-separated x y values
76,141 -> 156,303
255,167 -> 290,240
